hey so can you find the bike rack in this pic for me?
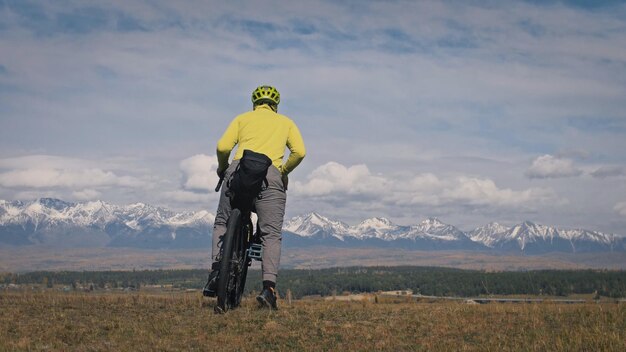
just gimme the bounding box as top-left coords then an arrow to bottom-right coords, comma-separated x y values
247,243 -> 263,261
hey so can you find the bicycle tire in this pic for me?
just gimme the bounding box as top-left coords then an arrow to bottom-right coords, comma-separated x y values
232,217 -> 252,307
215,209 -> 241,313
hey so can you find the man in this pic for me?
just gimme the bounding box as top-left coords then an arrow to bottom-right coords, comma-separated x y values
206,85 -> 306,309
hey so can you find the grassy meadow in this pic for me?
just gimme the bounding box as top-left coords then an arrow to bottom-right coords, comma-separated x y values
1,291 -> 625,351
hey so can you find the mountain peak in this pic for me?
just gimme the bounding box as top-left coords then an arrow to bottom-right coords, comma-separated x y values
81,200 -> 110,213
420,217 -> 445,227
307,212 -> 327,219
469,222 -> 510,247
358,217 -> 394,227
303,212 -> 333,225
483,222 -> 507,231
283,212 -> 350,239
37,198 -> 73,209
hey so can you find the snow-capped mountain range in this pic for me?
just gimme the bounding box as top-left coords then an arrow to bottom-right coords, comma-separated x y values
282,213 -> 480,250
468,220 -> 621,253
282,213 -> 623,253
1,198 -> 624,253
0,198 -> 214,248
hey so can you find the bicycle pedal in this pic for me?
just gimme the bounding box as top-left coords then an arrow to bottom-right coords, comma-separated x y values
247,243 -> 263,261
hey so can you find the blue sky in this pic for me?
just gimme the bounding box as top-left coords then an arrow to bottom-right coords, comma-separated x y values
1,0 -> 626,233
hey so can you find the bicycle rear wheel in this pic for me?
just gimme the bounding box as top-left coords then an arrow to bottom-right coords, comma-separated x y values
215,209 -> 250,313
233,217 -> 252,307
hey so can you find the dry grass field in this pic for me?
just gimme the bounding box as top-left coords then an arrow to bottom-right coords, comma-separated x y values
1,291 -> 625,351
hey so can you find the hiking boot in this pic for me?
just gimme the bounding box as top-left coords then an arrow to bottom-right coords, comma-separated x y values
256,287 -> 278,310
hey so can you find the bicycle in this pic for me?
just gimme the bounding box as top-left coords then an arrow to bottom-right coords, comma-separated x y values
204,151 -> 271,314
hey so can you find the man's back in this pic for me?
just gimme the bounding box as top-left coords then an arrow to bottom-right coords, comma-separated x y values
217,104 -> 305,175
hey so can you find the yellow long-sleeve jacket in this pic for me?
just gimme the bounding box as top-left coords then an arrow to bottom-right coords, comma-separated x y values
216,105 -> 306,175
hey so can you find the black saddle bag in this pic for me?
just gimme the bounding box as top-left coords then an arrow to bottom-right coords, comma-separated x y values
227,150 -> 272,208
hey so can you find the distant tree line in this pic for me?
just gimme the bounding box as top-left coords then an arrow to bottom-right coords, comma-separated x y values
2,266 -> 625,298
1,269 -> 206,291
271,267 -> 626,298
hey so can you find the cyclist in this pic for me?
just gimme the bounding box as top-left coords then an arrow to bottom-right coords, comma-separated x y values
206,85 -> 306,309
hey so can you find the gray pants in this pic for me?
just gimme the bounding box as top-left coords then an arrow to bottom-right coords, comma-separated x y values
211,160 -> 286,283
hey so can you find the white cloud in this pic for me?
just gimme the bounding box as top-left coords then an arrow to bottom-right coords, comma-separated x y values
13,190 -> 61,201
591,165 -> 626,178
615,202 -> 626,217
525,154 -> 583,179
396,173 -> 443,206
0,168 -> 144,189
163,190 -> 213,204
293,162 -> 387,198
400,174 -> 557,208
161,154 -> 221,206
72,189 -> 102,201
440,177 -> 556,207
0,155 -> 98,169
0,154 -> 149,205
294,161 -> 557,210
179,154 -> 220,193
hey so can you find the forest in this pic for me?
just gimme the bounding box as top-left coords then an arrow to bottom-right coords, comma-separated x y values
2,266 -> 625,298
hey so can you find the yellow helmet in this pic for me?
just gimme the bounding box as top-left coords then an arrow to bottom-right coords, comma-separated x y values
252,85 -> 280,106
